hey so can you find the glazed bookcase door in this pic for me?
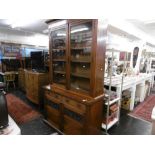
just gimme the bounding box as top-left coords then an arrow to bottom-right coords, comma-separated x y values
69,21 -> 93,94
50,26 -> 67,87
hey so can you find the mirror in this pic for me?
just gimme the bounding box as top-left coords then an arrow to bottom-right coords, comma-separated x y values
133,47 -> 139,68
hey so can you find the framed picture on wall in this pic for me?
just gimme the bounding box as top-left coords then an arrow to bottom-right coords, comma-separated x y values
119,52 -> 126,61
133,47 -> 139,68
119,52 -> 131,61
2,43 -> 21,57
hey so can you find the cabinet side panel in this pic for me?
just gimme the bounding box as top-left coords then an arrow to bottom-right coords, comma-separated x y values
94,19 -> 107,97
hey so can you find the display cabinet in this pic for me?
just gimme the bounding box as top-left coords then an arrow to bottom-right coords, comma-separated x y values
45,19 -> 107,134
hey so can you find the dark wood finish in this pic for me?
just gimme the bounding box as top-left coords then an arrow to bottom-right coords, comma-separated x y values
44,85 -> 104,135
45,19 -> 107,135
18,68 -> 25,91
25,70 -> 49,105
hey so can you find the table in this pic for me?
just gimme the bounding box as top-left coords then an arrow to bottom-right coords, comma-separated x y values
0,116 -> 21,135
104,73 -> 155,111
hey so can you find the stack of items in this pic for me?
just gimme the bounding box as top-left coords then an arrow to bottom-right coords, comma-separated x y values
103,89 -> 119,124
121,90 -> 131,110
104,89 -> 117,103
102,103 -> 118,124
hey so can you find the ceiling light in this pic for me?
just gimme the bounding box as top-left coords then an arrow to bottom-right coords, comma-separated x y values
48,20 -> 67,29
43,29 -> 49,34
144,19 -> 155,24
6,19 -> 36,28
71,27 -> 89,33
57,33 -> 66,36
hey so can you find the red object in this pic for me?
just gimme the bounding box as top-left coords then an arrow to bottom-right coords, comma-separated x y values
119,52 -> 125,61
16,53 -> 22,59
6,94 -> 41,125
129,95 -> 155,122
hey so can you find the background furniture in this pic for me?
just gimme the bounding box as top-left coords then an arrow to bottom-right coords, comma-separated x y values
1,58 -> 21,72
103,50 -> 125,132
25,70 -> 49,106
18,68 -> 25,91
3,72 -> 16,90
104,73 -> 154,111
45,19 -> 107,135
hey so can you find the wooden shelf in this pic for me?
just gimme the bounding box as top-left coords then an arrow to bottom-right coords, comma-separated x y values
71,87 -> 89,94
71,59 -> 91,63
54,71 -> 66,74
54,81 -> 66,85
52,48 -> 66,51
71,73 -> 90,79
71,47 -> 91,50
53,59 -> 66,62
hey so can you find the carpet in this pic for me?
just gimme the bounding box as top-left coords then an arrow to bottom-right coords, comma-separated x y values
129,95 -> 155,122
6,93 -> 41,125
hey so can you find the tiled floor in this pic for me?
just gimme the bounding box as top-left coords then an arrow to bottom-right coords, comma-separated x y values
11,89 -> 153,135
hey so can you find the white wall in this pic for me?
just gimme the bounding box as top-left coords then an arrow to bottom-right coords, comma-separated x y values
107,24 -> 147,74
0,27 -> 49,48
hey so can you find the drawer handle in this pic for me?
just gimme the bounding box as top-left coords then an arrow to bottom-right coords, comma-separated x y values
55,95 -> 59,98
65,99 -> 69,103
77,104 -> 81,108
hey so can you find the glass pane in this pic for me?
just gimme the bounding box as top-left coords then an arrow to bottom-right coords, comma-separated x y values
51,27 -> 66,86
70,21 -> 92,93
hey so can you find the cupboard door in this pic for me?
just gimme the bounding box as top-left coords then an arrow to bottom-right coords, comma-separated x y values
50,26 -> 67,87
69,21 -> 93,94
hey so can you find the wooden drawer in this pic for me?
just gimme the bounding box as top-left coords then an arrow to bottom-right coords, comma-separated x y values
33,76 -> 38,84
45,91 -> 62,102
45,98 -> 61,129
45,105 -> 61,129
63,115 -> 83,135
63,97 -> 86,115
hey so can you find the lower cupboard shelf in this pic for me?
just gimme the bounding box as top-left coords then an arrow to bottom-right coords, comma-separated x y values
101,118 -> 118,130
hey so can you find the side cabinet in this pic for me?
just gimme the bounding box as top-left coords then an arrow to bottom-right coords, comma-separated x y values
25,70 -> 49,105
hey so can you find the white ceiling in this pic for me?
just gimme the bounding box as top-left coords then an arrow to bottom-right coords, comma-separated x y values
0,19 -> 155,46
0,19 -> 48,35
126,19 -> 155,41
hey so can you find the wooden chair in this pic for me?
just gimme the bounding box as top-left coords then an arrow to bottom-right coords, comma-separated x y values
4,72 -> 16,91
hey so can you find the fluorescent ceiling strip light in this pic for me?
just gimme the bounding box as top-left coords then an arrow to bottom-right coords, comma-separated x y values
71,27 -> 89,33
57,33 -> 66,36
144,19 -> 155,24
11,19 -> 35,28
49,20 -> 67,29
43,29 -> 49,34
